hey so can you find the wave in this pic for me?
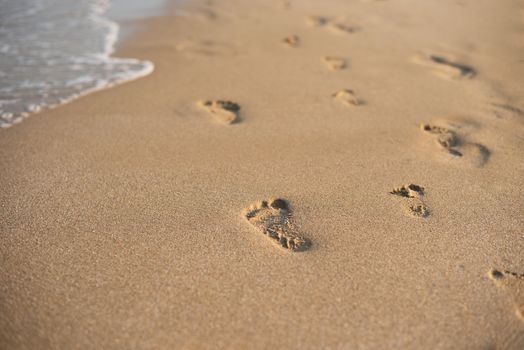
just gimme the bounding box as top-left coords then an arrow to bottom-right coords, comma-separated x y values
0,0 -> 154,128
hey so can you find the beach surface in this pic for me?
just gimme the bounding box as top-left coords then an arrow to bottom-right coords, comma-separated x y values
1,0 -> 524,348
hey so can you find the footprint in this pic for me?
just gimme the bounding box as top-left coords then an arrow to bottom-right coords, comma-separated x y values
323,56 -> 347,71
488,269 -> 524,322
491,102 -> 524,119
408,203 -> 429,218
414,53 -> 476,79
332,89 -> 361,106
460,143 -> 490,167
282,35 -> 300,47
198,100 -> 240,124
390,184 -> 429,218
305,15 -> 329,27
420,122 -> 490,166
243,199 -> 310,252
305,16 -> 359,35
420,124 -> 462,156
328,22 -> 359,34
390,184 -> 425,198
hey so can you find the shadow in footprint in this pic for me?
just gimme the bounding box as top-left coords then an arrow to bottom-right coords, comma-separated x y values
488,269 -> 524,322
282,35 -> 300,47
428,55 -> 476,78
198,100 -> 241,124
243,198 -> 311,252
420,122 -> 490,167
323,56 -> 348,71
332,89 -> 362,106
414,53 -> 476,79
390,184 -> 429,218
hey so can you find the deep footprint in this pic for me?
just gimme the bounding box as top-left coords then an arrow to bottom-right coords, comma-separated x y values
420,122 -> 490,166
198,100 -> 240,124
243,199 -> 311,252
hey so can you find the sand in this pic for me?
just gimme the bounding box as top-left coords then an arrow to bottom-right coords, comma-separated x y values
1,0 -> 524,348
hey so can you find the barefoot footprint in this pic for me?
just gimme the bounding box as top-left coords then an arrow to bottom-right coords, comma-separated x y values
428,55 -> 475,78
305,15 -> 358,34
243,199 -> 311,252
421,124 -> 463,156
390,184 -> 429,218
332,89 -> 361,106
328,22 -> 358,34
420,122 -> 490,166
305,15 -> 329,27
198,100 -> 240,124
488,269 -> 524,322
323,56 -> 347,71
414,53 -> 476,79
282,35 -> 300,47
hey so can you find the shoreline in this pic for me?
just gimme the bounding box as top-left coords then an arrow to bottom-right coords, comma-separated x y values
0,0 -> 167,129
1,0 -> 524,349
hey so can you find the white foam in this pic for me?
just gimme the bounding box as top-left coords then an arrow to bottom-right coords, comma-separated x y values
0,0 -> 155,128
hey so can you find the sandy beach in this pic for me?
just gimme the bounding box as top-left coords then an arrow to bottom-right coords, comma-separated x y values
1,0 -> 524,348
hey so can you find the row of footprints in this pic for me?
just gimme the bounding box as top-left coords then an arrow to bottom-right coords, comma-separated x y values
195,13 -> 493,248
282,15 -> 355,71
193,18 -> 490,167
242,198 -> 524,324
243,186 -> 426,254
186,3 -> 521,325
188,15 -> 361,125
196,90 -> 360,124
197,99 -> 491,168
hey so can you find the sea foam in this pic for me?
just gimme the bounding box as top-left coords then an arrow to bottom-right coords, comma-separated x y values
0,0 -> 154,128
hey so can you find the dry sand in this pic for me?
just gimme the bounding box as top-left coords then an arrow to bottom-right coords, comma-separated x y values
1,0 -> 524,348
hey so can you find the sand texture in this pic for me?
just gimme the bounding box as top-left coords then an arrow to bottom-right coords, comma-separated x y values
1,0 -> 524,349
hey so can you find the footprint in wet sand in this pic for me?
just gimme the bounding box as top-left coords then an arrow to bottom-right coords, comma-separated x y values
198,100 -> 240,124
488,269 -> 524,322
332,89 -> 361,106
413,53 -> 476,79
420,122 -> 490,167
323,56 -> 347,71
282,35 -> 300,47
243,198 -> 311,252
390,184 -> 429,218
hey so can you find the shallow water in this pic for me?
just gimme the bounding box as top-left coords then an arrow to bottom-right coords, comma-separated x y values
0,0 -> 165,128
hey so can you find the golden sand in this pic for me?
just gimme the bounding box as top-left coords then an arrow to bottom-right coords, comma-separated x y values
1,0 -> 523,348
